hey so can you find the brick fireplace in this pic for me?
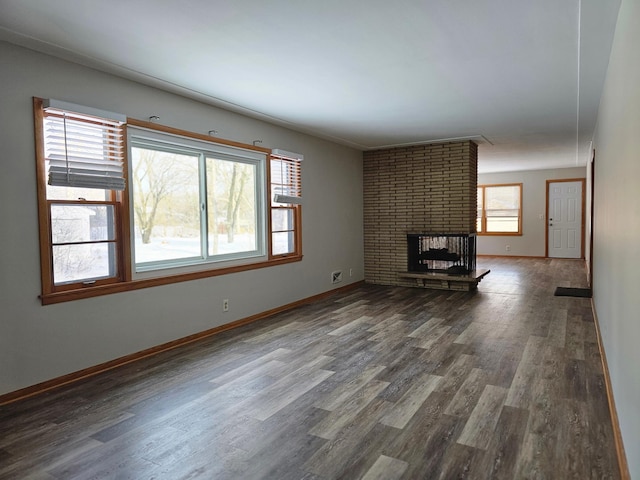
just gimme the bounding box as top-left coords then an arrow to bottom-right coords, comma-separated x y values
363,141 -> 478,288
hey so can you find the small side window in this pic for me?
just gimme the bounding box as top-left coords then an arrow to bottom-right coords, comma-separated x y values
35,98 -> 127,293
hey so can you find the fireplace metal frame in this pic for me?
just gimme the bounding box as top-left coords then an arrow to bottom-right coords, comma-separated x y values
407,233 -> 476,274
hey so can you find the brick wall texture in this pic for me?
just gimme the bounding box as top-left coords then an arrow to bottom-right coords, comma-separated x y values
363,141 -> 478,286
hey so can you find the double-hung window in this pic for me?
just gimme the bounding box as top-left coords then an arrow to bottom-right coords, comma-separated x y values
128,128 -> 266,273
35,98 -> 127,292
477,183 -> 522,235
270,150 -> 302,256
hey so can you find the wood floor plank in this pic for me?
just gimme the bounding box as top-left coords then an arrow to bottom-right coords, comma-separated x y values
327,315 -> 373,336
415,324 -> 452,350
436,442 -> 489,480
229,397 -> 330,458
0,436 -> 103,479
514,432 -> 559,480
303,398 -> 391,477
309,379 -> 389,439
209,347 -> 292,383
379,373 -> 442,428
527,377 -> 560,439
243,361 -> 335,421
435,353 -> 477,397
367,319 -> 412,343
456,384 -> 509,449
444,367 -> 490,417
566,314 -> 586,360
366,313 -> 406,333
241,320 -> 307,344
330,299 -> 370,315
48,424 -> 190,479
548,308 -> 568,348
504,360 -> 538,409
386,411 -> 466,479
313,364 -> 386,411
453,321 -> 484,345
360,454 -> 408,480
483,405 -> 530,480
407,316 -> 446,338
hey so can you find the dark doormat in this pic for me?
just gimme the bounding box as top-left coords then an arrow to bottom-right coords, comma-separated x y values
554,287 -> 592,298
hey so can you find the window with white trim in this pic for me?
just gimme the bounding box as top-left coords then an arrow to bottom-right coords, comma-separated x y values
128,128 -> 266,272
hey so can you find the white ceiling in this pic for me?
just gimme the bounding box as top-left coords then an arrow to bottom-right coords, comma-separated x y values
0,0 -> 621,173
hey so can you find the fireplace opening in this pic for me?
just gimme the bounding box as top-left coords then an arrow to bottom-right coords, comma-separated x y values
407,233 -> 476,274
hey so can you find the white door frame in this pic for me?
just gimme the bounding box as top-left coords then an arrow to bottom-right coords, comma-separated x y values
545,178 -> 586,258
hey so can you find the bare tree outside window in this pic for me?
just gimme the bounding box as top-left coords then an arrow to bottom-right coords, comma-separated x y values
206,158 -> 256,256
131,147 -> 199,245
131,143 -> 259,266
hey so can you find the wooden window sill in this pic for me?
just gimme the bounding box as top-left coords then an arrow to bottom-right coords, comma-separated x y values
40,254 -> 303,305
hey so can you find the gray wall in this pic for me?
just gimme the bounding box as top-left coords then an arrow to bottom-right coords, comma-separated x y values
0,42 -> 364,396
591,0 -> 640,475
477,167 -> 586,257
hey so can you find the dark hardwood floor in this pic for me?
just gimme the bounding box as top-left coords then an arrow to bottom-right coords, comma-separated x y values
0,258 -> 621,479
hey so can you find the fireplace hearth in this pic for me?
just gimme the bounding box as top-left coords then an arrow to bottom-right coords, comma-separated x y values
407,233 -> 476,274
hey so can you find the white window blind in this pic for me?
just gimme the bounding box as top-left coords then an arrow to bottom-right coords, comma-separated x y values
271,149 -> 303,204
43,100 -> 126,191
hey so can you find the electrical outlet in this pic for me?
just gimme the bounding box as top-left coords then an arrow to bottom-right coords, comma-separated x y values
331,271 -> 343,284
506,245 -> 511,251
223,299 -> 229,312
349,268 -> 353,277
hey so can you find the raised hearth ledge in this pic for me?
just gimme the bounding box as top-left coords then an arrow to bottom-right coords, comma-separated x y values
397,269 -> 490,291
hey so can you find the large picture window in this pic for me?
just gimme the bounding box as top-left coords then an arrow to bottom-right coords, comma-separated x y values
34,98 -> 302,304
128,130 -> 265,273
477,184 -> 522,235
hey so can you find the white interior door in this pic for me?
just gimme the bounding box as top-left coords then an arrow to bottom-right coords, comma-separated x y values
548,180 -> 583,258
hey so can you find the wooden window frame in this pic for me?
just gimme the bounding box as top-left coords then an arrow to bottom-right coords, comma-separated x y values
477,183 -> 523,236
269,154 -> 302,259
34,98 -> 302,305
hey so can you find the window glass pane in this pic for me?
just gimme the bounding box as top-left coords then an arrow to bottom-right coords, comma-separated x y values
53,242 -> 116,284
477,187 -> 483,233
270,158 -> 301,205
46,178 -> 108,201
131,147 -> 201,264
206,158 -> 257,256
272,231 -> 295,255
486,217 -> 520,232
51,204 -> 115,244
484,185 -> 520,233
272,208 -> 295,232
485,185 -> 519,209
